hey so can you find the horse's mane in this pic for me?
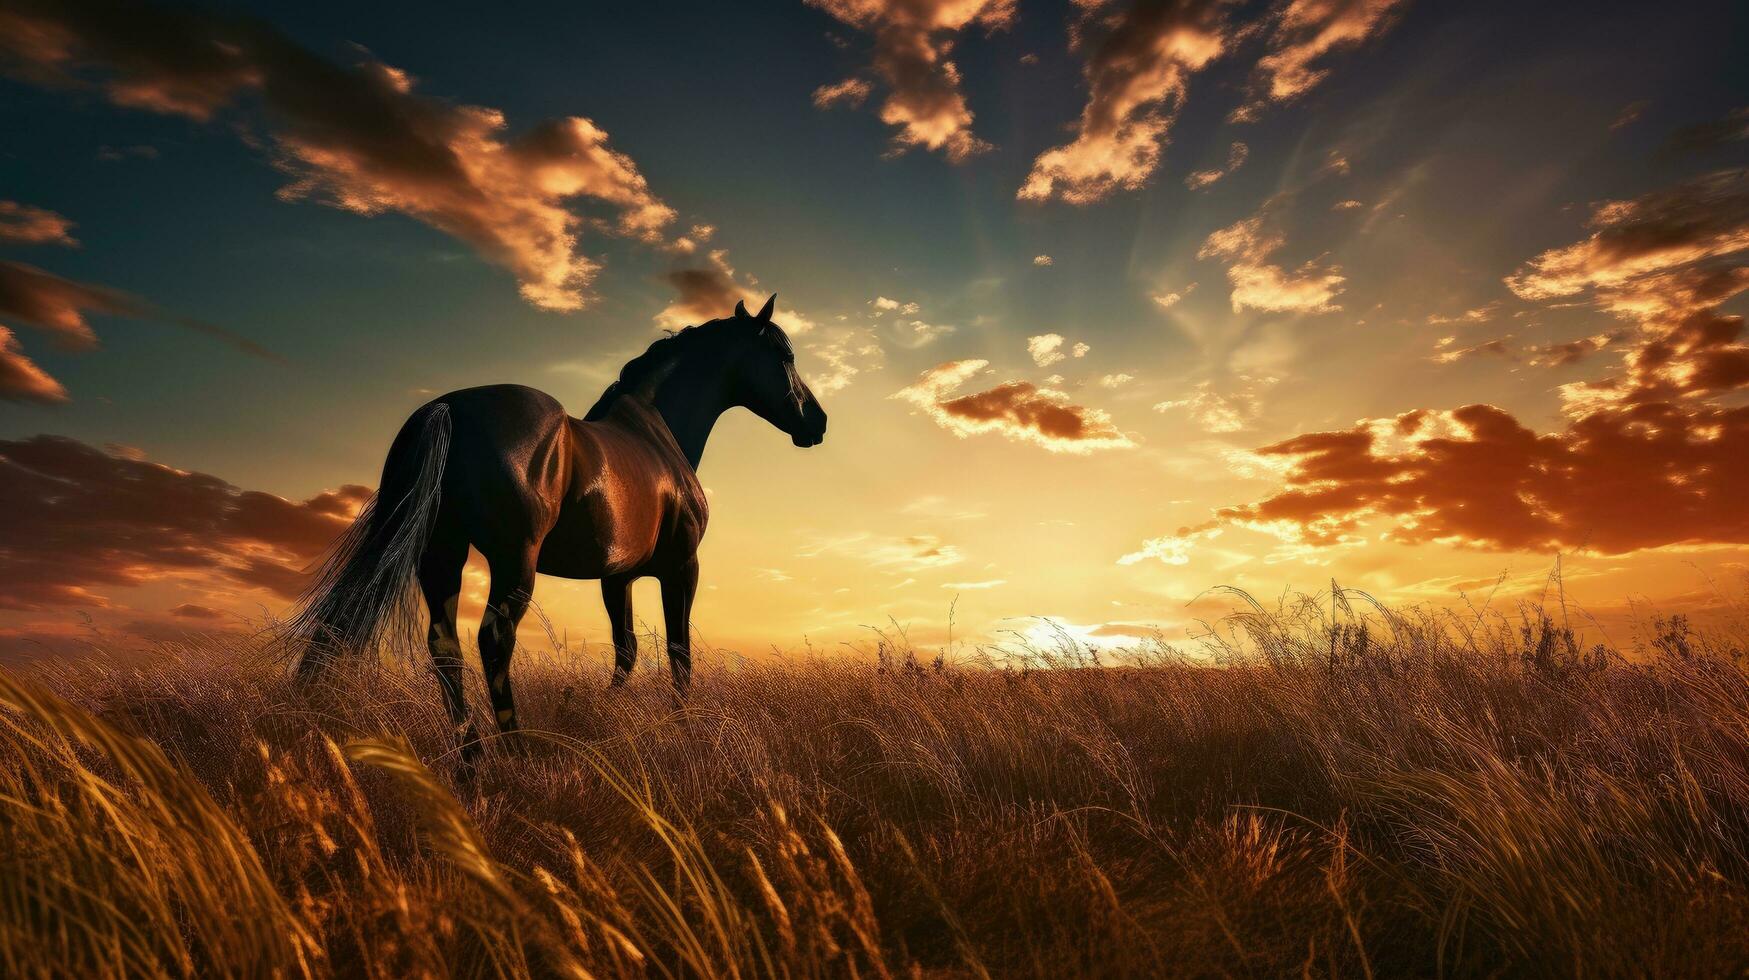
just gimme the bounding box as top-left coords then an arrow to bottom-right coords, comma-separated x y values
584,322 -> 713,421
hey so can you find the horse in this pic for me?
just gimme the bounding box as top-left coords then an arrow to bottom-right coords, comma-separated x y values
289,295 -> 826,747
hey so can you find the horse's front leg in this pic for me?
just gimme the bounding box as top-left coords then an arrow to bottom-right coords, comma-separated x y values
659,557 -> 699,695
603,573 -> 637,687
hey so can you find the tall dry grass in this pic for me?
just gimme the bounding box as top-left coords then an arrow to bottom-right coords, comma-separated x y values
1,594 -> 1747,977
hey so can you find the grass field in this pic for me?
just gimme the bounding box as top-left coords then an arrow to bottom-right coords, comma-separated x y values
2,596 -> 1748,978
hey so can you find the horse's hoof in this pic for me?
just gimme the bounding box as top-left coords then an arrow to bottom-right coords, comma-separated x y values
456,724 -> 484,767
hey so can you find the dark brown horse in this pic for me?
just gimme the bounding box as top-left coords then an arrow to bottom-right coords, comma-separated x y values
291,296 -> 826,744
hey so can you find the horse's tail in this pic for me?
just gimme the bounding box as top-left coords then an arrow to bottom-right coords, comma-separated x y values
289,403 -> 452,680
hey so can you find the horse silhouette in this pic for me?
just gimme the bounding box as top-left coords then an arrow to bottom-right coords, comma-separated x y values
290,295 -> 826,746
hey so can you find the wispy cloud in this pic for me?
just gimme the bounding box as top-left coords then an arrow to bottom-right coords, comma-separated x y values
0,325 -> 65,403
1154,376 -> 1278,433
797,531 -> 965,571
0,201 -> 77,247
1184,141 -> 1248,190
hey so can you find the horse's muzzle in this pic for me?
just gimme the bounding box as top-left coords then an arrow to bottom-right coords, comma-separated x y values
792,409 -> 827,447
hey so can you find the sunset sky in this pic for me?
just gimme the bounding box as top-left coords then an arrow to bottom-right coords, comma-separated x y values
3,0 -> 1748,660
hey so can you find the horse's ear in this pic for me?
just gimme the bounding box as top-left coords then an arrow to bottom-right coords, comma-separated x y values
757,294 -> 776,321
734,300 -> 749,318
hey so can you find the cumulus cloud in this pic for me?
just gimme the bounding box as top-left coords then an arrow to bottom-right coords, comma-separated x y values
1099,373 -> 1134,387
1151,282 -> 1195,309
1507,170 -> 1749,305
1033,254 -> 1054,266
0,0 -> 675,311
893,359 -> 1135,453
1018,0 -> 1230,204
1207,403 -> 1749,555
1028,334 -> 1066,366
1198,212 -> 1344,313
668,223 -> 716,256
1506,169 -> 1749,410
655,249 -> 815,333
1020,0 -> 1407,204
805,0 -> 1014,161
1157,169 -> 1749,565
871,296 -> 921,316
0,200 -> 77,246
1026,333 -> 1089,367
0,434 -> 368,610
1232,0 -> 1408,122
1184,140 -> 1248,190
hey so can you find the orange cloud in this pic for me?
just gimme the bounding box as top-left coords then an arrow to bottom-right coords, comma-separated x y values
0,260 -> 133,349
1184,141 -> 1248,190
1153,169 -> 1749,565
1209,402 -> 1749,555
655,250 -> 815,333
806,0 -> 1014,161
1507,169 -> 1749,304
0,325 -> 66,403
1233,0 -> 1409,122
812,77 -> 873,109
893,360 -> 1135,453
1431,332 -> 1624,368
1198,213 -> 1344,313
1506,169 -> 1749,411
0,1 -> 674,311
1018,0 -> 1230,204
0,258 -> 277,401
1154,376 -> 1278,433
0,434 -> 369,610
0,200 -> 77,246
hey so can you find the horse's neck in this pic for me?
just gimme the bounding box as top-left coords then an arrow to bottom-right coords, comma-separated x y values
626,356 -> 731,470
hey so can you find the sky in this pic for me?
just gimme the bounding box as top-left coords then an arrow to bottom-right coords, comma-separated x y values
2,0 -> 1748,661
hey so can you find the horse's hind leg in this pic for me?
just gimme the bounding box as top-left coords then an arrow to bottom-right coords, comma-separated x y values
418,518 -> 473,745
480,546 -> 537,735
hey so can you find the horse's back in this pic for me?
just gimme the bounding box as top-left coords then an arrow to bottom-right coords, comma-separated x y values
411,385 -> 574,548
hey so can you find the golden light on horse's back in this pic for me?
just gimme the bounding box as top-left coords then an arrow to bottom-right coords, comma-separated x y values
287,296 -> 826,757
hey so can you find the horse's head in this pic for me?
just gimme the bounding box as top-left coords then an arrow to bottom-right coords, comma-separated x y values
721,295 -> 828,448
